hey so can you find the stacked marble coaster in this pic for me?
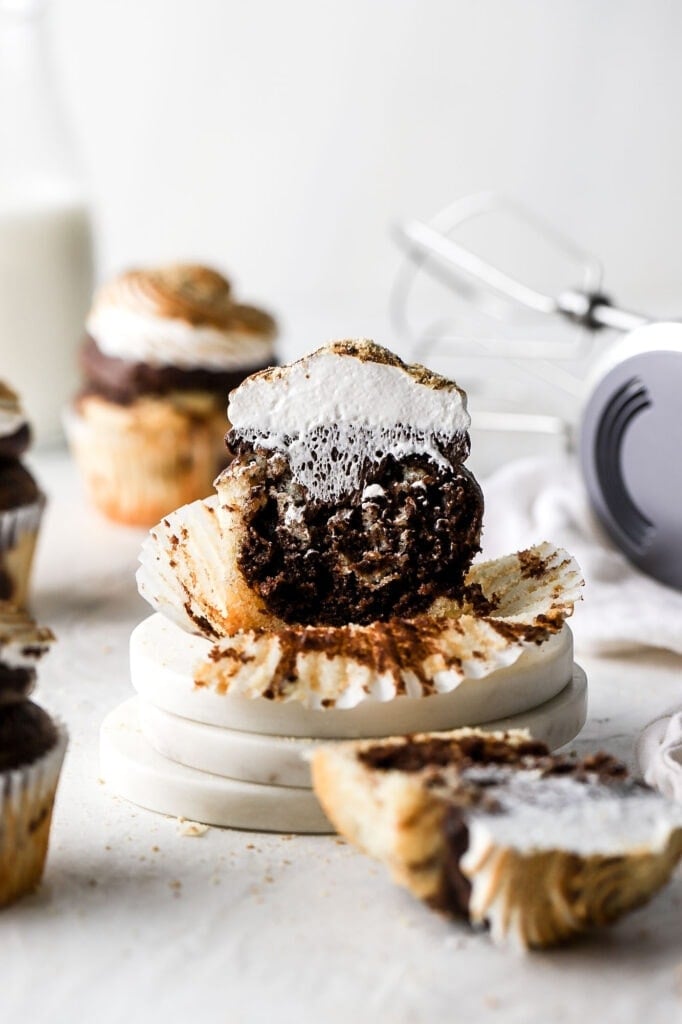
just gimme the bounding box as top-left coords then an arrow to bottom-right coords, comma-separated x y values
100,341 -> 586,833
100,605 -> 586,834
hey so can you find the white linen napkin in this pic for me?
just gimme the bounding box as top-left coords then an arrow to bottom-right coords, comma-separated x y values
480,455 -> 682,657
637,713 -> 682,801
481,455 -> 682,799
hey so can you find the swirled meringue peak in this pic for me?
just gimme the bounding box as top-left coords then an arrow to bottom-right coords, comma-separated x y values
86,264 -> 276,372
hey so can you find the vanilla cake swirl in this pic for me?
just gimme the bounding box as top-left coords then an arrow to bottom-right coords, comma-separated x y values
217,340 -> 484,627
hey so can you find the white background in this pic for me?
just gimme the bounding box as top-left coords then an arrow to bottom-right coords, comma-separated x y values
49,0 -> 682,344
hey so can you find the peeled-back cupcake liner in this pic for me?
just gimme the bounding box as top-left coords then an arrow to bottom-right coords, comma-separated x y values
138,499 -> 583,709
64,400 -> 226,527
0,496 -> 45,609
0,720 -> 67,908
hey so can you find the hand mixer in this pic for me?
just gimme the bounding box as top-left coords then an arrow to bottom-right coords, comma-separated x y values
392,192 -> 682,590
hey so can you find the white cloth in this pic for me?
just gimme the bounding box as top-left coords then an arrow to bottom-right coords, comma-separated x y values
637,713 -> 682,801
480,455 -> 682,657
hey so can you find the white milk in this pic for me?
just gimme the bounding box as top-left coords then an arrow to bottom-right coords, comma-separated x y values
0,194 -> 93,444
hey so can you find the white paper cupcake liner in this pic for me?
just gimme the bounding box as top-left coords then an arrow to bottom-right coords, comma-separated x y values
0,497 -> 45,608
65,399 -> 226,527
137,493 -> 583,708
194,544 -> 582,708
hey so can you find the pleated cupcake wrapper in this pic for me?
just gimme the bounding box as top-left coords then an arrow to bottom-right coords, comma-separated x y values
138,497 -> 584,709
0,720 -> 67,908
65,404 -> 223,527
0,497 -> 45,553
0,497 -> 44,609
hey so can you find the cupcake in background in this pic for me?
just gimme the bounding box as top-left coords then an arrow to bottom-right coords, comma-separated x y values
66,263 -> 277,526
0,604 -> 66,907
0,384 -> 45,609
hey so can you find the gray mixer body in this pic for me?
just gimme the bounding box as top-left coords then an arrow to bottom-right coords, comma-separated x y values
580,324 -> 682,590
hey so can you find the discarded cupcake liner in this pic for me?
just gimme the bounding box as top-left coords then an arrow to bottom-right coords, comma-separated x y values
310,728 -> 682,949
638,712 -> 682,802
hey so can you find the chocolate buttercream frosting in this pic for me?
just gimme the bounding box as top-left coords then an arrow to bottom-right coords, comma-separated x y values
0,461 -> 40,512
80,335 -> 274,406
0,701 -> 57,772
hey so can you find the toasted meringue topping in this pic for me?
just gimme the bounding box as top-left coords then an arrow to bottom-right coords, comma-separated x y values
95,265 -> 234,327
226,340 -> 471,502
87,264 -> 276,372
0,381 -> 27,438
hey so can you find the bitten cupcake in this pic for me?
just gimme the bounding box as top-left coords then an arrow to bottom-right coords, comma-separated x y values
0,384 -> 45,609
0,604 -> 66,907
66,263 -> 277,526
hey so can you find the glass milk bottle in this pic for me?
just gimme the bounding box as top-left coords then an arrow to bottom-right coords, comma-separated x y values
0,0 -> 94,444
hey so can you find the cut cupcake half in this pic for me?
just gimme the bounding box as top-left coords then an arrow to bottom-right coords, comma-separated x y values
310,728 -> 682,949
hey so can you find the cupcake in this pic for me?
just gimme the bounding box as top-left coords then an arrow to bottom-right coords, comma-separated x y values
66,264 -> 277,526
0,604 -> 66,907
0,384 -> 45,609
121,340 -> 584,841
311,728 -> 682,948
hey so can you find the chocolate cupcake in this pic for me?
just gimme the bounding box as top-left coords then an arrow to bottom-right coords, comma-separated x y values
0,384 -> 45,608
0,605 -> 66,907
65,264 -> 277,526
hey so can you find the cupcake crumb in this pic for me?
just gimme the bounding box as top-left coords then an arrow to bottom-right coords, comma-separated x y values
177,819 -> 208,837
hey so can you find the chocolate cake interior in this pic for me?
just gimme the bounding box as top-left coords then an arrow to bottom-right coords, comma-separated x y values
227,435 -> 484,627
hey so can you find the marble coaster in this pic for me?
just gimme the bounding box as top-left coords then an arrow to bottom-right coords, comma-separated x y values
130,613 -> 575,739
100,699 -> 332,834
138,666 -> 587,787
102,666 -> 587,831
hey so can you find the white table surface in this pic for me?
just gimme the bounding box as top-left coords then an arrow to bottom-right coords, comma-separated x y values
2,450 -> 681,1024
